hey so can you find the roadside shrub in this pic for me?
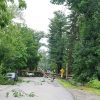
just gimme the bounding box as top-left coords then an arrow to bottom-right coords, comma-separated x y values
87,80 -> 100,89
0,75 -> 15,85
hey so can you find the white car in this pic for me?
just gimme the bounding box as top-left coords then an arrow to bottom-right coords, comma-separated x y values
26,72 -> 34,77
6,72 -> 17,80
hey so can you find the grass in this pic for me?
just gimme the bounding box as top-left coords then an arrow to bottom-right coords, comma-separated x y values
57,79 -> 100,96
58,79 -> 74,87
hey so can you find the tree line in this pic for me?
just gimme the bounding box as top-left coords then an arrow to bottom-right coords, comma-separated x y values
48,0 -> 100,83
0,0 -> 100,84
0,0 -> 42,74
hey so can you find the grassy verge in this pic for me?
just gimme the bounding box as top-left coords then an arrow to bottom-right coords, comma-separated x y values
57,79 -> 100,96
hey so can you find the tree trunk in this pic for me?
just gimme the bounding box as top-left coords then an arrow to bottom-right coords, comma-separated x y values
66,66 -> 68,79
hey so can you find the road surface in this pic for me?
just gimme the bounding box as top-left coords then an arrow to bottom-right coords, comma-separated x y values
0,77 -> 74,100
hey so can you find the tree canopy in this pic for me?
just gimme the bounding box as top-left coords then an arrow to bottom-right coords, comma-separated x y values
0,0 -> 41,74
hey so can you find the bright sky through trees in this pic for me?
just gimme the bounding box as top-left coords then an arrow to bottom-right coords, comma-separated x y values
23,0 -> 68,33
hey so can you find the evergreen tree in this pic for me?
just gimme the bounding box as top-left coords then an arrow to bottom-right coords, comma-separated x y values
49,11 -> 67,74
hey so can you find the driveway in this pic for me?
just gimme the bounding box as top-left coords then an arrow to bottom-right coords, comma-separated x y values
0,77 -> 74,100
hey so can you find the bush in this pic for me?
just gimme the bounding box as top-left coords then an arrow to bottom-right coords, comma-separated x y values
0,75 -> 15,85
87,79 -> 100,89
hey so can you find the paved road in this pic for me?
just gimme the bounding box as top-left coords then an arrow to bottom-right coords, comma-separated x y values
0,77 -> 74,100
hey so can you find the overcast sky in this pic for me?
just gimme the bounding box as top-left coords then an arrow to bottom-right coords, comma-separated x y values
23,0 -> 69,33
21,0 -> 70,51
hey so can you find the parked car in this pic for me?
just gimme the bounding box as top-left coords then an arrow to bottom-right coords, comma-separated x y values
6,72 -> 18,81
26,72 -> 34,77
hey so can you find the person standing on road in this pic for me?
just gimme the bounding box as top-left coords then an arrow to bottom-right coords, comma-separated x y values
60,67 -> 64,78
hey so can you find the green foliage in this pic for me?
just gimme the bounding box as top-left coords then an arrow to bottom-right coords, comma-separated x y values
0,1 -> 11,27
58,79 -> 100,95
0,75 -> 15,85
7,89 -> 35,97
0,63 -> 6,74
50,0 -> 66,5
50,0 -> 100,83
0,0 -> 41,74
72,1 -> 100,82
38,51 -> 49,70
72,42 -> 98,83
0,0 -> 26,28
58,79 -> 73,87
28,92 -> 35,97
19,26 -> 40,70
18,0 -> 27,9
87,80 -> 100,89
0,24 -> 40,73
49,11 -> 67,73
